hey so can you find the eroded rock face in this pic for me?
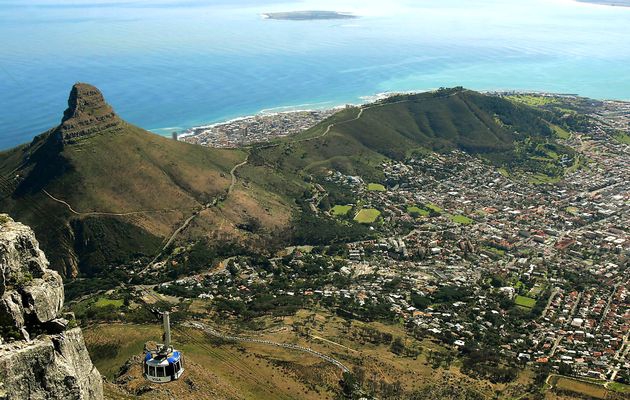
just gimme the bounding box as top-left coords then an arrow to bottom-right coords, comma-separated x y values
55,83 -> 123,144
0,215 -> 103,400
0,328 -> 103,400
0,216 -> 63,335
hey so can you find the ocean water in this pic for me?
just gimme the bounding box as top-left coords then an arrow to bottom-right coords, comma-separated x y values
0,0 -> 629,150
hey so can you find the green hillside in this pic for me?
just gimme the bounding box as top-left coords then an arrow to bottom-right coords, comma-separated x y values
0,85 -> 574,281
246,87 -> 570,186
0,83 -> 291,278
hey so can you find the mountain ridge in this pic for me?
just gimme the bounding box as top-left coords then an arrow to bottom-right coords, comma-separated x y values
0,84 -> 573,281
57,82 -> 124,144
0,83 -> 291,278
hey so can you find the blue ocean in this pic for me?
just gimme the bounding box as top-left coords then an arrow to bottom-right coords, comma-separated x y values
1,0 -> 629,150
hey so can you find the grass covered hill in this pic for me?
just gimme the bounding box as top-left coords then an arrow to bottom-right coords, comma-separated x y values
0,85 -> 574,280
0,83 -> 291,278
245,87 -> 569,191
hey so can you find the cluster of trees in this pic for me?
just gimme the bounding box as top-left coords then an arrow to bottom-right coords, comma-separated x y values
65,268 -> 129,301
291,209 -> 373,245
426,349 -> 456,369
460,347 -> 519,383
164,239 -> 250,280
213,293 -> 305,320
71,216 -> 162,276
341,369 -> 404,400
411,285 -> 472,310
351,326 -> 393,345
337,297 -> 398,322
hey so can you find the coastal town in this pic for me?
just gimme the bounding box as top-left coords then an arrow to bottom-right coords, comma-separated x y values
181,109 -> 337,148
150,93 -> 629,393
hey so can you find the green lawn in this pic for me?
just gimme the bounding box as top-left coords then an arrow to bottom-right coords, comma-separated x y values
506,94 -> 559,107
481,245 -> 505,256
551,376 -> 607,399
407,206 -> 429,217
528,173 -> 561,185
367,183 -> 386,192
614,132 -> 630,145
565,206 -> 579,215
608,382 -> 630,393
515,295 -> 536,308
331,205 -> 352,216
94,297 -> 124,308
550,123 -> 571,139
426,203 -> 443,213
354,208 -> 381,224
451,214 -> 473,225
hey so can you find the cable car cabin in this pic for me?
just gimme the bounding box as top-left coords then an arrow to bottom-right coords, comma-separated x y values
143,348 -> 184,383
142,311 -> 185,383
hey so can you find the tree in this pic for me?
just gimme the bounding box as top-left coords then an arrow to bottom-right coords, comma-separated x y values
558,362 -> 573,376
390,337 -> 405,355
340,371 -> 357,398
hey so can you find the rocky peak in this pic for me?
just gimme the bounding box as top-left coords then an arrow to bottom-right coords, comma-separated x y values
0,214 -> 103,400
55,83 -> 123,144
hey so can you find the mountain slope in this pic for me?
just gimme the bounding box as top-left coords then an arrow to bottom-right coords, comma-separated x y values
0,85 -> 571,280
244,87 -> 563,191
0,83 -> 290,278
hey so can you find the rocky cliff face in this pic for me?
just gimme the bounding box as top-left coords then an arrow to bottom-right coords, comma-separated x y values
55,83 -> 123,144
0,214 -> 103,400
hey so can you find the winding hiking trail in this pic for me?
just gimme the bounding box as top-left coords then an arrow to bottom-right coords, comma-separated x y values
227,103 -> 369,190
228,153 -> 250,194
42,189 -> 193,217
227,91 -> 466,191
134,150 -> 250,277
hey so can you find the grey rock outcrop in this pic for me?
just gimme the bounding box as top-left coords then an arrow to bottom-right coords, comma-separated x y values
55,83 -> 123,144
0,215 -> 103,400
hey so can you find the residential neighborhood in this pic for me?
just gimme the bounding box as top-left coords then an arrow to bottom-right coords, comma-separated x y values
152,94 -> 629,389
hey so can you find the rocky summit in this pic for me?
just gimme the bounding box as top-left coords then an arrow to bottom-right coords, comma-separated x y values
0,214 -> 103,400
55,83 -> 123,144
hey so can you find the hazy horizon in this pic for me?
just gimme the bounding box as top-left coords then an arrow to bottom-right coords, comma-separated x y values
1,0 -> 629,149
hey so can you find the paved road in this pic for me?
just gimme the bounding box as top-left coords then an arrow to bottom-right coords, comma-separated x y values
550,291 -> 582,357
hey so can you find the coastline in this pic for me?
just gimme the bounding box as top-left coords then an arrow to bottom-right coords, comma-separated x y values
163,90 -> 424,142
554,0 -> 630,7
575,0 -> 630,6
160,87 -> 593,143
166,87 -> 630,150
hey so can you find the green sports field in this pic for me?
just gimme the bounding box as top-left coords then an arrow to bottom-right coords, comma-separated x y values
331,205 -> 352,216
515,295 -> 536,308
367,183 -> 386,192
354,208 -> 381,223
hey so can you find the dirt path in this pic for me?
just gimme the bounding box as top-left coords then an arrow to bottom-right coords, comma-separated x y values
309,334 -> 358,353
228,152 -> 250,194
42,189 -> 193,217
227,90 -> 466,195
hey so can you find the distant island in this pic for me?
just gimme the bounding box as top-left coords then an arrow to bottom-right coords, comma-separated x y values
262,11 -> 357,20
578,0 -> 630,6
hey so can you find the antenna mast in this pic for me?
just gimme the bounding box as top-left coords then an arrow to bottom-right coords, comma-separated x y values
162,311 -> 171,352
